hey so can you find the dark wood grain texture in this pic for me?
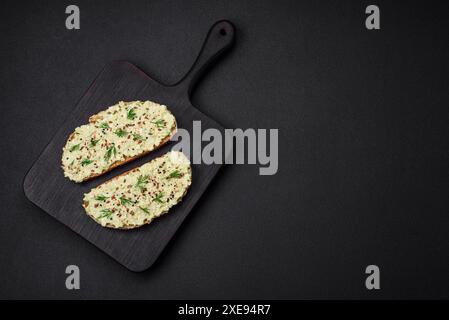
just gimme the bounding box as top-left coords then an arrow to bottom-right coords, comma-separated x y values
23,20 -> 235,272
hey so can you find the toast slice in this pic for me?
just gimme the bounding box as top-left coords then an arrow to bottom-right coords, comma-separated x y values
83,151 -> 192,229
62,100 -> 177,182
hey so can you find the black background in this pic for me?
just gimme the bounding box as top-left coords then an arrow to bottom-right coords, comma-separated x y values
1,0 -> 448,299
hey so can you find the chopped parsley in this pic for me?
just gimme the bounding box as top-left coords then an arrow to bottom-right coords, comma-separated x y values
152,119 -> 165,128
135,175 -> 149,192
99,209 -> 113,219
153,192 -> 164,204
69,144 -> 80,152
81,159 -> 93,166
104,144 -> 117,161
127,108 -> 137,120
139,206 -> 150,214
90,139 -> 100,147
115,128 -> 128,137
95,195 -> 108,202
132,133 -> 144,141
120,197 -> 135,206
100,122 -> 109,129
167,170 -> 182,179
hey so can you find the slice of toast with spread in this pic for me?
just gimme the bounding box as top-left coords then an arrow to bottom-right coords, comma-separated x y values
62,100 -> 176,182
83,151 -> 192,229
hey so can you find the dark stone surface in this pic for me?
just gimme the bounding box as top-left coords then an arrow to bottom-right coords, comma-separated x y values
0,0 -> 448,298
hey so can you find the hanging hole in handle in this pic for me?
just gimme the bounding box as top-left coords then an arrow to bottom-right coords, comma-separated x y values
219,28 -> 227,36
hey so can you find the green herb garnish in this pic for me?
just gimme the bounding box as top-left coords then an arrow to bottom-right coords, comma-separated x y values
139,206 -> 150,214
132,133 -> 144,141
127,108 -> 137,120
153,192 -> 164,204
69,144 -> 80,152
95,195 -> 108,202
167,170 -> 182,179
115,128 -> 128,137
90,139 -> 100,147
120,197 -> 135,206
135,174 -> 149,192
81,159 -> 93,166
152,119 -> 165,128
104,144 -> 117,161
99,209 -> 113,219
100,122 -> 109,129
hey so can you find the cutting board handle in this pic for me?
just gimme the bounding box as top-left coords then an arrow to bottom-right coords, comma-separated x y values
175,20 -> 235,97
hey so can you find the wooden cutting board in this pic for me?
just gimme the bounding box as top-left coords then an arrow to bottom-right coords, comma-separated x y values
23,20 -> 235,271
